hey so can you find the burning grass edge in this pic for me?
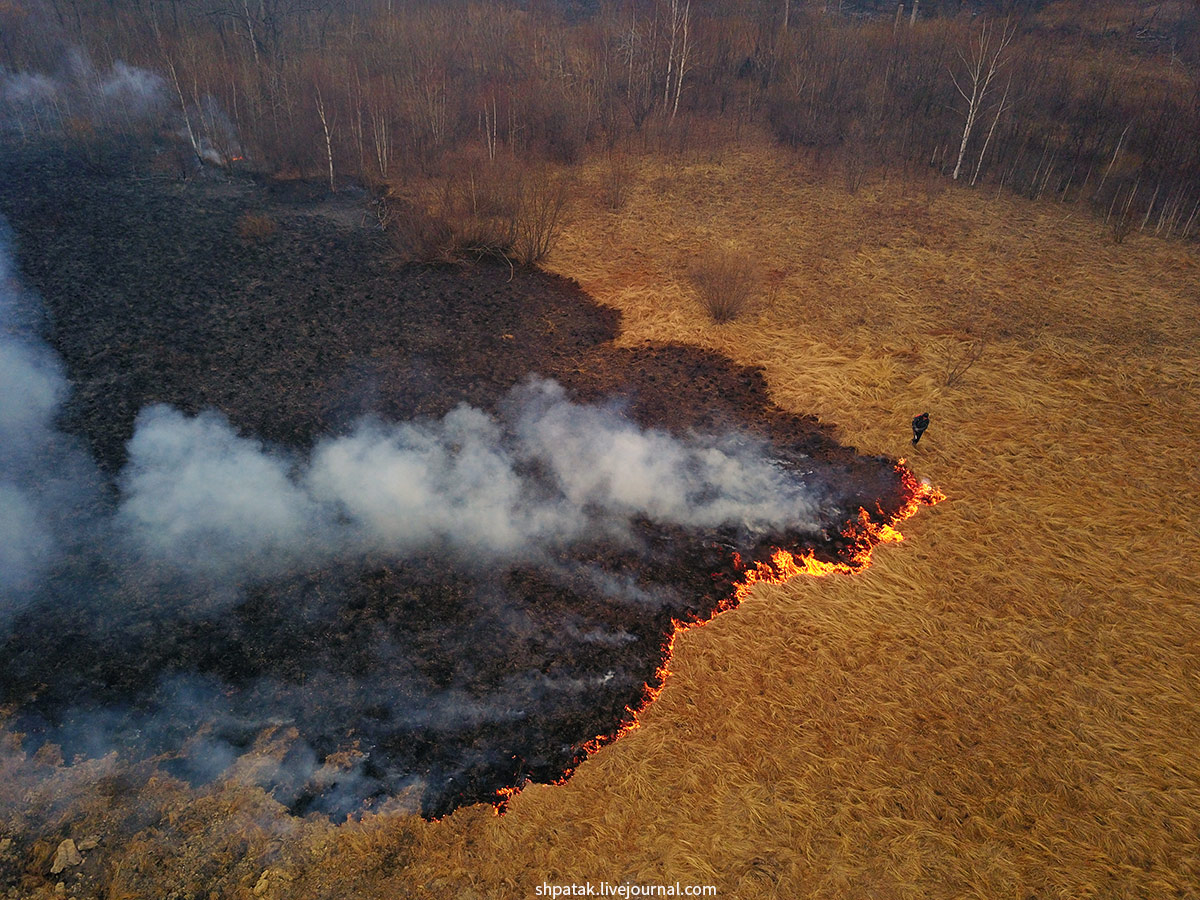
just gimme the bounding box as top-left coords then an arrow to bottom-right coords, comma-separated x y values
485,462 -> 945,816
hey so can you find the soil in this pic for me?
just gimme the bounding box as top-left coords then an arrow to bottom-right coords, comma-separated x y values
0,138 -> 909,819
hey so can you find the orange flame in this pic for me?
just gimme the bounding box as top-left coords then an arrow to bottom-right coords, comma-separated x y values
731,460 -> 943,603
491,461 -> 943,814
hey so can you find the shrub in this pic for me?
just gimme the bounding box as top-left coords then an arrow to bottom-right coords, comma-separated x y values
688,247 -> 763,324
377,161 -> 568,266
598,151 -> 635,211
940,336 -> 987,388
513,170 -> 569,265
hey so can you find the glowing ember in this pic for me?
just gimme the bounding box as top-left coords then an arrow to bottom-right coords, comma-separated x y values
491,462 -> 943,814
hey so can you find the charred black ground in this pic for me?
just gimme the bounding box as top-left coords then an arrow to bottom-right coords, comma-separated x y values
0,139 -> 909,819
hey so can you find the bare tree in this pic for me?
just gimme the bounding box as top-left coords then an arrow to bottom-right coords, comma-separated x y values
482,94 -> 499,161
949,17 -> 1016,181
315,83 -> 334,192
151,12 -> 201,165
1093,121 -> 1131,200
662,0 -> 691,121
970,74 -> 1010,186
368,93 -> 391,179
669,0 -> 691,122
619,9 -> 658,130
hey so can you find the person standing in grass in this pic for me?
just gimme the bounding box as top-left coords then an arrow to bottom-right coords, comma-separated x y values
912,412 -> 930,446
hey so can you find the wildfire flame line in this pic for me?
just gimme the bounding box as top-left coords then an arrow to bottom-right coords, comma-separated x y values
492,461 -> 944,813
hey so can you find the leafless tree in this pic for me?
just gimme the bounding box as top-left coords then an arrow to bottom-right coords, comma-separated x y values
315,83 -> 334,192
970,74 -> 1010,186
949,17 -> 1016,182
663,0 -> 691,122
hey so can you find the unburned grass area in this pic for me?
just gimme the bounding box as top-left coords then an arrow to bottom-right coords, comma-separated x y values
412,145 -> 1200,898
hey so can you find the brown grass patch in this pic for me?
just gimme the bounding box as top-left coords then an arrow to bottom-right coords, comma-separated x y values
235,211 -> 277,243
506,143 -> 1198,899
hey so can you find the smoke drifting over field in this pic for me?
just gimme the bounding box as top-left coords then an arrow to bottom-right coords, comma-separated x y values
1,214 -> 823,615
116,380 -> 823,588
0,220 -> 102,614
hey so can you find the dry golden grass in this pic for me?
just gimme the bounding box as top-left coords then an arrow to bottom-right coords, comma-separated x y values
379,142 -> 1200,899
7,140 -> 1199,899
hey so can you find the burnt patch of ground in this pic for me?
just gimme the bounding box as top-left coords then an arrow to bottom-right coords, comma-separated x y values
0,138 -> 909,819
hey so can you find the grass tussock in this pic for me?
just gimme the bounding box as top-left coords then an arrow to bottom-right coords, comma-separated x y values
235,211 -> 277,243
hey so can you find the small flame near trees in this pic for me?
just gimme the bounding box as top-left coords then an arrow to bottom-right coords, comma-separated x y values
490,462 -> 943,814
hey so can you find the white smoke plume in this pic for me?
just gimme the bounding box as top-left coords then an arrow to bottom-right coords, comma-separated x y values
116,380 -> 823,586
117,406 -> 325,582
1,49 -> 167,136
511,379 -> 820,530
0,223 -> 100,610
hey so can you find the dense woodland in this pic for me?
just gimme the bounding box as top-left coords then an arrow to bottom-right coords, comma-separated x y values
2,0 -> 1200,244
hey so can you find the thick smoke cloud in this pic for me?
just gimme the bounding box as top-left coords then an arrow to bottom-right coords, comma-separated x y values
511,380 -> 819,530
305,402 -> 577,558
116,380 -> 823,587
117,406 -> 325,582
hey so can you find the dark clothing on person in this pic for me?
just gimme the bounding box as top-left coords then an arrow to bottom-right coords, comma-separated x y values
911,412 -> 930,446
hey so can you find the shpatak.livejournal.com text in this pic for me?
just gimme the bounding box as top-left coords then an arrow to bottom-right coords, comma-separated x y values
536,883 -> 717,898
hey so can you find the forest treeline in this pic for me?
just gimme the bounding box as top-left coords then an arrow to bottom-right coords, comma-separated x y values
3,0 -> 1199,241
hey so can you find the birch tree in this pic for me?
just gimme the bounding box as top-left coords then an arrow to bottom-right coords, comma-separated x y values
662,0 -> 690,121
315,84 -> 334,192
949,17 -> 1015,181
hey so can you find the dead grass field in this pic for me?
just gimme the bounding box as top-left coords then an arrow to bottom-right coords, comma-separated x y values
375,143 -> 1200,899
7,141 -> 1199,900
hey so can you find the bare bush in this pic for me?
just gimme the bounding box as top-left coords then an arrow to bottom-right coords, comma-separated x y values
377,190 -> 456,260
376,162 -> 568,265
599,151 -> 636,211
1107,182 -> 1139,245
939,336 -> 987,388
688,247 -> 763,324
514,170 -> 570,265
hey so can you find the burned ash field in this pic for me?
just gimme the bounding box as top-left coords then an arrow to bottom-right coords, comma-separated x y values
0,140 -> 928,820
